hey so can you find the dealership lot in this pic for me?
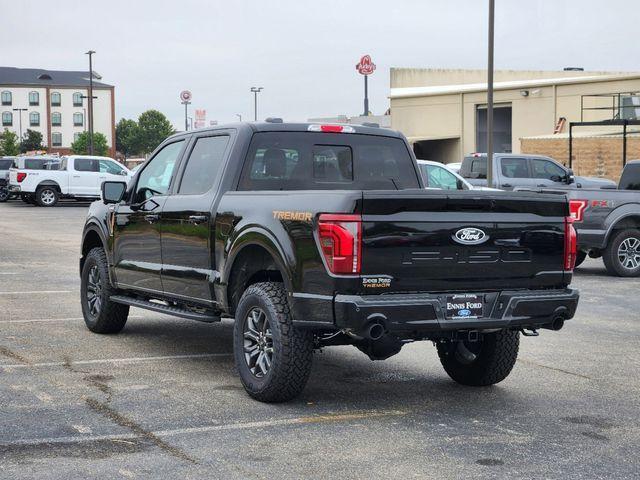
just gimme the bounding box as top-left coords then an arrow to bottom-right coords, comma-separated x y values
0,201 -> 639,479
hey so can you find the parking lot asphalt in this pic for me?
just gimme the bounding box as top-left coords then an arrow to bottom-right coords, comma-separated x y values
0,199 -> 639,480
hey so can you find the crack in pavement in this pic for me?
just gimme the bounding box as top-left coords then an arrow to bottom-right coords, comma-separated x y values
0,346 -> 31,365
518,358 -> 591,380
84,397 -> 197,464
61,354 -> 198,465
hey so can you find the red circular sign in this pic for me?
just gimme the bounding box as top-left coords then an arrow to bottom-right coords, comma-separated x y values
180,90 -> 192,102
356,55 -> 376,76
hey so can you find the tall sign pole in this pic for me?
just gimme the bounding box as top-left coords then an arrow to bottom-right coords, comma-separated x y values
85,50 -> 96,155
250,87 -> 263,121
486,0 -> 495,188
180,90 -> 192,131
356,55 -> 376,116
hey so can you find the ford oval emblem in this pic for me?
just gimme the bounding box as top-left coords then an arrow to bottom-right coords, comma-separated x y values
453,227 -> 488,245
458,309 -> 472,317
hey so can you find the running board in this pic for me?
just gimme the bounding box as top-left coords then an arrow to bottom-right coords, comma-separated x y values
110,295 -> 220,323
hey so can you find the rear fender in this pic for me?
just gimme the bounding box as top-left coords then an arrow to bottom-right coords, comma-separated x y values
220,226 -> 294,311
603,205 -> 640,247
36,180 -> 62,192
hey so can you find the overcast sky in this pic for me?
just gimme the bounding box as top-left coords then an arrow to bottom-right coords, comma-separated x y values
2,0 -> 636,129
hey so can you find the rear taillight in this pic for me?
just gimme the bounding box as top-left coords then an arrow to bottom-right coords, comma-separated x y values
17,172 -> 27,183
564,217 -> 578,271
569,199 -> 587,222
317,214 -> 362,275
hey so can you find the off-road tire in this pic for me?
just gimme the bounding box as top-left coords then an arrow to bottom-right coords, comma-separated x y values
575,251 -> 587,268
81,247 -> 129,333
437,330 -> 519,386
602,229 -> 640,277
35,186 -> 59,207
233,282 -> 313,402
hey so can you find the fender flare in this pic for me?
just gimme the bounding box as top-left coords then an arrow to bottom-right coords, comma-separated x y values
602,205 -> 640,247
36,180 -> 62,192
221,226 -> 295,310
80,221 -> 114,282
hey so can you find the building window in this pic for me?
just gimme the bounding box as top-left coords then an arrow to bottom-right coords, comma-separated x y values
29,91 -> 40,106
52,133 -> 62,147
2,111 -> 12,126
74,132 -> 82,142
30,112 -> 40,127
52,112 -> 62,126
1,91 -> 11,106
51,92 -> 61,107
73,92 -> 83,107
73,112 -> 83,127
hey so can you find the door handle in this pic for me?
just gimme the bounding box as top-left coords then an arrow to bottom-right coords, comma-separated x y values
188,215 -> 208,225
501,183 -> 512,188
537,184 -> 546,187
73,175 -> 80,178
144,214 -> 159,223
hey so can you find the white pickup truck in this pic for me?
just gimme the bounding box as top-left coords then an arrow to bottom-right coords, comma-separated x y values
9,155 -> 132,207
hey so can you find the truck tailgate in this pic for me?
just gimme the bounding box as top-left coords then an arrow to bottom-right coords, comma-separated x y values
360,190 -> 569,292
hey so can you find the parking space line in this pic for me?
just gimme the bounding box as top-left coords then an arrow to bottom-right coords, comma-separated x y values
0,353 -> 232,369
0,290 -> 73,295
0,315 -> 144,324
0,409 -> 407,447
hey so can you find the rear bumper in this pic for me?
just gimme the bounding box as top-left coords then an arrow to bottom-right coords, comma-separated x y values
8,185 -> 21,193
293,288 -> 579,334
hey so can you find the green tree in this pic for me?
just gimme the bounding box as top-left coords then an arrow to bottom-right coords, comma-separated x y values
116,118 -> 139,158
20,129 -> 45,153
135,110 -> 175,154
71,131 -> 109,156
0,129 -> 20,156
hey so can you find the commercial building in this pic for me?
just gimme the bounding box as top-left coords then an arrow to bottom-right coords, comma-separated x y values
0,67 -> 115,156
390,68 -> 640,179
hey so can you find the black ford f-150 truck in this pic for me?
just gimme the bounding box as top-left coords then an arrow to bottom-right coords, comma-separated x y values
518,160 -> 640,277
79,122 -> 580,402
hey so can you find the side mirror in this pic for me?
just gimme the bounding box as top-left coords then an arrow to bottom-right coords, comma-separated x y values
456,179 -> 466,190
566,168 -> 575,184
102,181 -> 127,204
119,170 -> 128,176
550,175 -> 562,183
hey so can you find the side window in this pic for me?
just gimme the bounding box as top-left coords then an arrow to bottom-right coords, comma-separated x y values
312,145 -> 352,183
426,164 -> 458,190
178,135 -> 230,195
530,158 -> 565,180
75,159 -> 99,172
99,159 -> 125,175
500,157 -> 528,178
135,140 -> 184,203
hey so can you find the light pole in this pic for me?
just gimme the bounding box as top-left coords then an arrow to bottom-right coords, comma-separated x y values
85,50 -> 96,155
236,113 -> 242,122
12,108 -> 27,141
250,87 -> 263,121
486,0 -> 495,188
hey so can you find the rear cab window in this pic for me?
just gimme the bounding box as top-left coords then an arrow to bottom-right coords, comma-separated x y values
461,156 -> 487,179
238,132 -> 419,190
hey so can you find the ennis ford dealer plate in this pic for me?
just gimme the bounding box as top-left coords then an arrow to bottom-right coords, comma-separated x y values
445,294 -> 484,319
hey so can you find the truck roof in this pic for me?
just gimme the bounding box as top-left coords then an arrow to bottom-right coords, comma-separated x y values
165,121 -> 404,143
